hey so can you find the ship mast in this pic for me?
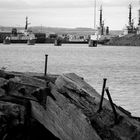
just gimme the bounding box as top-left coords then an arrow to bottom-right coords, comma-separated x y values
99,5 -> 102,27
25,16 -> 30,30
94,0 -> 96,29
129,4 -> 132,27
138,10 -> 140,25
138,1 -> 140,25
99,5 -> 104,35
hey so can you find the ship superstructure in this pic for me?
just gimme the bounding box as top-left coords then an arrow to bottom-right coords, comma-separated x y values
97,6 -> 110,36
136,1 -> 140,34
95,5 -> 111,44
123,4 -> 137,35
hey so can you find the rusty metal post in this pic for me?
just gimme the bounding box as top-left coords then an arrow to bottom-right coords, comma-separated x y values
105,87 -> 118,123
98,78 -> 107,112
44,54 -> 48,76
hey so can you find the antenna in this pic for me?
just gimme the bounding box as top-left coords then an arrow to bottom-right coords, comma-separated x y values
94,0 -> 96,29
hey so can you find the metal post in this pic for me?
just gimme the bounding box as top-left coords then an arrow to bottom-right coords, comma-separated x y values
98,78 -> 107,112
44,54 -> 48,76
105,87 -> 118,123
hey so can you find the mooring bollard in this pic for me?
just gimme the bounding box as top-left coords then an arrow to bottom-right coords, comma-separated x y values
98,78 -> 107,112
105,87 -> 118,123
44,54 -> 48,76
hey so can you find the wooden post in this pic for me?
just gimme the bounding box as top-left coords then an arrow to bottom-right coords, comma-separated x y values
44,54 -> 48,76
98,78 -> 107,112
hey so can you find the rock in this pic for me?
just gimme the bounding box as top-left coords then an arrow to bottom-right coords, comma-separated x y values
0,70 -> 15,79
32,73 -> 140,140
0,78 -> 7,96
0,101 -> 60,140
0,71 -> 140,140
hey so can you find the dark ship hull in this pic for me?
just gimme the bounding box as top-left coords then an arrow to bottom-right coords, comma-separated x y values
88,39 -> 97,47
0,32 -> 46,44
3,39 -> 11,44
34,33 -> 46,43
27,39 -> 36,45
10,40 -> 27,43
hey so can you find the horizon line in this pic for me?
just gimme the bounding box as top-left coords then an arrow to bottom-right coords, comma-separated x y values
0,25 -> 123,31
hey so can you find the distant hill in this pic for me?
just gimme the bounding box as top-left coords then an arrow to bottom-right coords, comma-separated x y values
0,26 -> 123,36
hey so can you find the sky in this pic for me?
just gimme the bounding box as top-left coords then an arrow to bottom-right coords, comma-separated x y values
0,0 -> 140,30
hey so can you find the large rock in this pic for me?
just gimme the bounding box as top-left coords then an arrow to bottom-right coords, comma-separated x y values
32,73 -> 140,140
0,71 -> 140,140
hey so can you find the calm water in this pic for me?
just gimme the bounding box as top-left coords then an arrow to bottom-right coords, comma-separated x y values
0,44 -> 140,116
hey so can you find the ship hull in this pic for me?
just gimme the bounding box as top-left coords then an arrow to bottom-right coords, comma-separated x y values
27,39 -> 36,45
88,40 -> 97,47
10,40 -> 27,43
3,39 -> 11,44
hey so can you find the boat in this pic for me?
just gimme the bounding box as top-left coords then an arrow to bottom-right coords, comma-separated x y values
27,38 -> 36,45
27,32 -> 36,45
88,3 -> 111,47
88,34 -> 98,47
3,36 -> 11,44
88,39 -> 97,47
0,17 -> 45,44
34,33 -> 46,43
54,37 -> 62,46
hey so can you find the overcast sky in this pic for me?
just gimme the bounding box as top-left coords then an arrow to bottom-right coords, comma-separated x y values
0,0 -> 139,30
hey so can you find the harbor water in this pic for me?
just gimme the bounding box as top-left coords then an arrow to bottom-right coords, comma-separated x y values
0,44 -> 140,117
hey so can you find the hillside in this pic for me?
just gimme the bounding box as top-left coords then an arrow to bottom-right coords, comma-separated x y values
0,26 -> 122,36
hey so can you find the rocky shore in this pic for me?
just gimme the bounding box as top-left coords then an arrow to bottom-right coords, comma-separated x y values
106,34 -> 140,46
0,70 -> 140,140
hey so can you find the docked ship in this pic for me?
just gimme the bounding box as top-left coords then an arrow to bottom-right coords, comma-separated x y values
3,36 -> 11,44
89,4 -> 111,47
88,33 -> 98,47
2,17 -> 35,45
0,17 -> 46,44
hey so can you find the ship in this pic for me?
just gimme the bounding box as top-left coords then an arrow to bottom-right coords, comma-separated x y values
0,17 -> 46,44
27,32 -> 36,45
89,4 -> 111,47
3,36 -> 11,44
54,37 -> 62,46
88,34 -> 98,47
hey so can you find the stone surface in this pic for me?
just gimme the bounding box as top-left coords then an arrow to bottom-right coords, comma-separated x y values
0,71 -> 140,140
